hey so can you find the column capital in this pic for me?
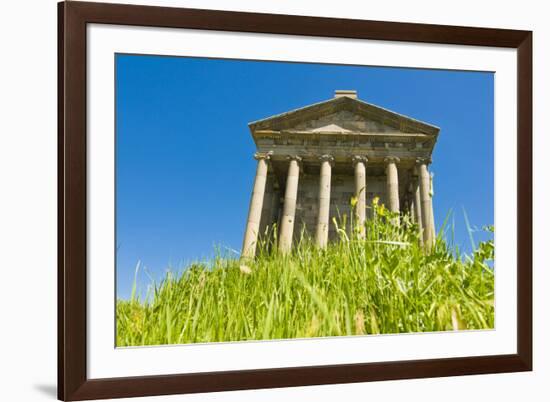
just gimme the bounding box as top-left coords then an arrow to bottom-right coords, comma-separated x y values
384,156 -> 401,164
352,155 -> 368,165
319,154 -> 335,166
415,157 -> 432,166
286,155 -> 303,162
254,151 -> 273,161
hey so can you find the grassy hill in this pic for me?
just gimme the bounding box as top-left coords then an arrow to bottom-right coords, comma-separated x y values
116,202 -> 494,346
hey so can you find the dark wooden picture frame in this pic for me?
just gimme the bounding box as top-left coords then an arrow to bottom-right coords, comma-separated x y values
58,1 -> 532,400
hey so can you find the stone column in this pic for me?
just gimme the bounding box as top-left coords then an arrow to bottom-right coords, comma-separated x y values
241,151 -> 272,259
384,157 -> 400,213
429,172 -> 436,241
413,176 -> 423,244
352,155 -> 368,237
417,158 -> 435,247
278,156 -> 302,253
316,155 -> 334,248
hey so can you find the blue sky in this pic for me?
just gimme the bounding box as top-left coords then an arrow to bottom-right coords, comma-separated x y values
116,54 -> 494,300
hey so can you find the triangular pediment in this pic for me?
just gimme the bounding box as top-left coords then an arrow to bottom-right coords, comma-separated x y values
249,95 -> 439,136
292,110 -> 401,134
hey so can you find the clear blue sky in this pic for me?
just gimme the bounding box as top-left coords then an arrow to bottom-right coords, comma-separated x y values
116,54 -> 494,300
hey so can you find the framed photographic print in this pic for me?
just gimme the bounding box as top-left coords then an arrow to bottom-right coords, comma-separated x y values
58,1 -> 532,400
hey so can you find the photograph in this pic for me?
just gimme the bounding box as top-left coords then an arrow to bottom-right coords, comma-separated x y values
115,54 -> 495,347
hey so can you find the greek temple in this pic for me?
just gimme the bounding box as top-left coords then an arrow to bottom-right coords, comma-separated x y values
241,90 -> 439,258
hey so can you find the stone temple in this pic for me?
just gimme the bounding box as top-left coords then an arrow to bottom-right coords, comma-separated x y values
241,90 -> 439,258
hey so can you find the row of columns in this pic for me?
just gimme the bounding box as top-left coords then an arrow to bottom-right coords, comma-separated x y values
241,153 -> 435,258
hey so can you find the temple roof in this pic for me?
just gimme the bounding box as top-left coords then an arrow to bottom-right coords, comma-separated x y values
249,91 -> 440,138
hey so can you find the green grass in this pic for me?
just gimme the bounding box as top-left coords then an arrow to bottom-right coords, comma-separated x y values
116,202 -> 494,346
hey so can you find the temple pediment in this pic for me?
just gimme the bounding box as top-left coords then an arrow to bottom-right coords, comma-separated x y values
249,94 -> 439,137
292,110 -> 402,134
